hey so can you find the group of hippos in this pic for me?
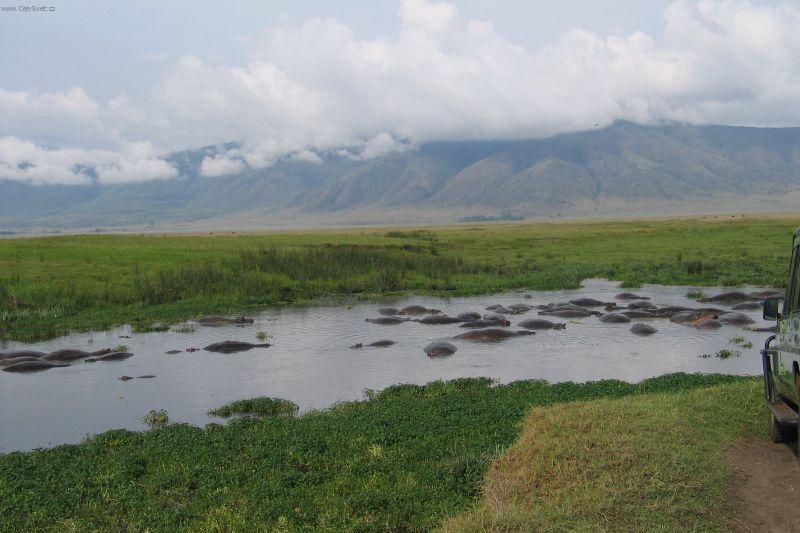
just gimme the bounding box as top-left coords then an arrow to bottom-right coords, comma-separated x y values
352,289 -> 781,358
0,289 -> 780,371
0,348 -> 134,373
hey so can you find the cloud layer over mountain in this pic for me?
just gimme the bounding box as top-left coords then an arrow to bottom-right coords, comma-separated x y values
2,0 -> 800,185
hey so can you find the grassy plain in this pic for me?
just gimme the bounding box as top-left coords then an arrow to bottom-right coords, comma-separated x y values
0,214 -> 796,340
0,373 -> 761,531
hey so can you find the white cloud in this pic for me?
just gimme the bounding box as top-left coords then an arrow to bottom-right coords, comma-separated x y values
0,137 -> 176,185
200,154 -> 247,177
3,0 -> 800,185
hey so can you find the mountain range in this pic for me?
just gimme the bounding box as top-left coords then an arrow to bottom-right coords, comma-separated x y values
3,121 -> 800,232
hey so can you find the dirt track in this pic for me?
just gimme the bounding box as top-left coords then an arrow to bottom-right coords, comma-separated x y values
728,436 -> 800,532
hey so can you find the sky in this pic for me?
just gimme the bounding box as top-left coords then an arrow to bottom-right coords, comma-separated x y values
0,0 -> 798,185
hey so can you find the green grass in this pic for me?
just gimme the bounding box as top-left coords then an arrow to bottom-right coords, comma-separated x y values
442,380 -> 765,532
208,397 -> 299,418
0,373 -> 759,531
0,215 -> 796,340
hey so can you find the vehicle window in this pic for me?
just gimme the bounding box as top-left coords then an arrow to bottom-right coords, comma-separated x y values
787,246 -> 800,314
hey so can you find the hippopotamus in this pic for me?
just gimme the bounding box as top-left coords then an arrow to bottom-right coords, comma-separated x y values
540,302 -> 586,312
203,342 -> 270,354
517,319 -> 566,330
718,312 -> 756,326
651,306 -> 692,318
196,316 -> 254,326
378,307 -> 400,316
694,318 -> 723,330
43,348 -> 112,362
630,323 -> 658,336
416,315 -> 464,325
365,317 -> 409,325
0,350 -> 46,361
0,356 -> 45,367
599,313 -> 631,323
457,312 -> 482,321
699,292 -> 756,303
750,290 -> 783,299
119,375 -> 134,381
2,360 -> 70,373
454,328 -> 534,341
424,341 -> 457,357
368,340 -> 396,347
539,308 -> 593,318
627,301 -> 657,310
731,302 -> 761,310
399,305 -> 440,316
461,318 -> 511,328
137,375 -> 156,379
86,352 -> 135,362
507,304 -> 533,314
485,304 -> 503,311
615,292 -> 649,300
165,350 -> 182,355
483,313 -> 513,323
670,311 -> 717,324
569,298 -> 607,307
622,310 -> 657,319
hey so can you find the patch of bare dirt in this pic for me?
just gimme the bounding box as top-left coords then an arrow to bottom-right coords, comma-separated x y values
728,436 -> 800,532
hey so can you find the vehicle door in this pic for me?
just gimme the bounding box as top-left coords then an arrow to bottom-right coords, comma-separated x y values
776,243 -> 800,402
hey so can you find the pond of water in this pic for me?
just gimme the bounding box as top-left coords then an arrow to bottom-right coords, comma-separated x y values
0,279 -> 776,453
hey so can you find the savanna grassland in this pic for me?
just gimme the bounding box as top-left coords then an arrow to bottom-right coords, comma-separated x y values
0,374 -> 763,531
0,215 -> 786,530
0,214 -> 796,340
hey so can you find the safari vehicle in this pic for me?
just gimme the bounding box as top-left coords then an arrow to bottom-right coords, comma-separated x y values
763,227 -> 800,448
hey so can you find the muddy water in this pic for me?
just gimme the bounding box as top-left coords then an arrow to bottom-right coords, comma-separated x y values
0,279 -> 776,452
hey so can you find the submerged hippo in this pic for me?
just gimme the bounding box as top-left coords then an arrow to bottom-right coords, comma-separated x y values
0,350 -> 46,361
599,313 -> 631,324
369,340 -> 396,347
517,319 -> 566,330
627,301 -> 657,310
2,360 -> 70,373
454,328 -> 534,341
378,307 -> 400,316
196,316 -> 254,326
750,290 -> 783,299
365,317 -> 409,325
399,305 -> 440,316
486,304 -> 504,311
615,292 -> 650,300
569,298 -> 607,307
424,341 -> 458,357
694,318 -> 723,330
651,306 -> 692,318
630,323 -> 658,336
203,341 -> 271,354
461,318 -> 511,328
718,312 -> 756,326
507,304 -> 533,314
699,292 -> 755,303
457,311 -> 482,321
0,356 -> 45,367
539,308 -> 593,319
86,352 -> 135,362
670,310 -> 718,324
165,350 -> 182,355
43,348 -> 112,362
732,302 -> 761,310
622,310 -> 657,319
416,315 -> 464,325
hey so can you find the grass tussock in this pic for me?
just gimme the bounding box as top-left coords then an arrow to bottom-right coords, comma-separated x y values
0,215 -> 796,340
208,397 -> 298,418
441,381 -> 764,532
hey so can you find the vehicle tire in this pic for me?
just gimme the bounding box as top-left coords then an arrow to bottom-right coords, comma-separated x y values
770,412 -> 797,444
